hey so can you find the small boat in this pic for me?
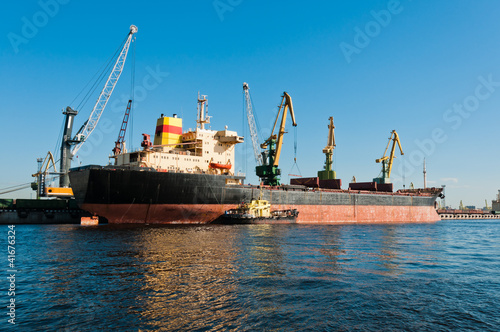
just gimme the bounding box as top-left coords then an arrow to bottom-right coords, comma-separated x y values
209,162 -> 232,170
81,215 -> 99,226
219,198 -> 298,224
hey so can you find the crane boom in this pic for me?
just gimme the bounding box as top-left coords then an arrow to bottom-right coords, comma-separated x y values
112,99 -> 133,155
323,116 -> 336,154
273,92 -> 297,166
71,25 -> 138,157
243,82 -> 262,165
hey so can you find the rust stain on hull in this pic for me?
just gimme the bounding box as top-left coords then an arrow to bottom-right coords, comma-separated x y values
82,203 -> 440,224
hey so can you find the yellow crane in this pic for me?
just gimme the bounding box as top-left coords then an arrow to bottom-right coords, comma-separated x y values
31,151 -> 73,198
256,92 -> 297,186
374,130 -> 404,184
318,116 -> 336,180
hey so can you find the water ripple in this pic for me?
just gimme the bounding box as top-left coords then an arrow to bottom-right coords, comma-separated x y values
2,220 -> 499,331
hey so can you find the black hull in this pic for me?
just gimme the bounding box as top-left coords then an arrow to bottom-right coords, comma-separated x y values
69,166 -> 442,224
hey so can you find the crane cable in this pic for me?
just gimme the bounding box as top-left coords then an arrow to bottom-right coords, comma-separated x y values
52,115 -> 66,162
0,182 -> 33,195
0,174 -> 63,195
288,126 -> 302,179
241,90 -> 247,175
294,125 -> 298,162
249,92 -> 262,136
76,44 -> 120,112
402,155 -> 406,189
0,184 -> 33,196
128,36 -> 137,150
50,34 -> 129,162
0,173 -> 64,195
72,35 -> 129,113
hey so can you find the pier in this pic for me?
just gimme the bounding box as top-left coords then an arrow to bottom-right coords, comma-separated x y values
437,209 -> 498,220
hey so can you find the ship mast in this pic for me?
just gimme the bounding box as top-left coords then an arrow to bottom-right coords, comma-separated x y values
423,158 -> 427,189
197,93 -> 210,130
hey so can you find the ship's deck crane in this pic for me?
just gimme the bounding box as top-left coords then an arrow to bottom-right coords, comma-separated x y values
256,92 -> 297,186
59,25 -> 137,189
112,100 -> 133,155
318,116 -> 336,180
243,83 -> 262,165
373,130 -> 403,184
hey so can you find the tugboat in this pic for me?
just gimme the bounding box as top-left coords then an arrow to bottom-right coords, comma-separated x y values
220,197 -> 298,224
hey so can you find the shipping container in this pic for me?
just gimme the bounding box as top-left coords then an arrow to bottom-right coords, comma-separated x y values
319,179 -> 342,189
349,182 -> 377,191
291,177 -> 320,188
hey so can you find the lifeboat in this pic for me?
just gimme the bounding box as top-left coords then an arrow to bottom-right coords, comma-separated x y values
209,162 -> 231,170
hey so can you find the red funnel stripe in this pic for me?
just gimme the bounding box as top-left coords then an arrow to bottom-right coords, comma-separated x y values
156,125 -> 182,135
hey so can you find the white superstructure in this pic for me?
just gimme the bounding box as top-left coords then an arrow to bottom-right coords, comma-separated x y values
111,95 -> 243,175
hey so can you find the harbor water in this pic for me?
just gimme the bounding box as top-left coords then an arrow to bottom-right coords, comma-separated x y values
2,220 -> 499,331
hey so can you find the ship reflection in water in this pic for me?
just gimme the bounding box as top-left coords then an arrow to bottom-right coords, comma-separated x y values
134,226 -> 243,330
14,221 -> 500,331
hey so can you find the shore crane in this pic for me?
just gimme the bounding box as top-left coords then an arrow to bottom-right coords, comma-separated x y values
31,151 -> 59,199
373,130 -> 403,184
243,83 -> 262,165
318,116 -> 336,180
256,92 -> 297,186
58,25 -> 138,190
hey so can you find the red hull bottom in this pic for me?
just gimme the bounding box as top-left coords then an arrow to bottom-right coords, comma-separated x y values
81,203 -> 441,224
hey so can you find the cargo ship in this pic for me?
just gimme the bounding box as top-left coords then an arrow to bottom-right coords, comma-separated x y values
69,92 -> 443,224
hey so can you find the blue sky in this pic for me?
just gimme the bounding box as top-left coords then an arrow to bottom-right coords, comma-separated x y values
1,0 -> 500,208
